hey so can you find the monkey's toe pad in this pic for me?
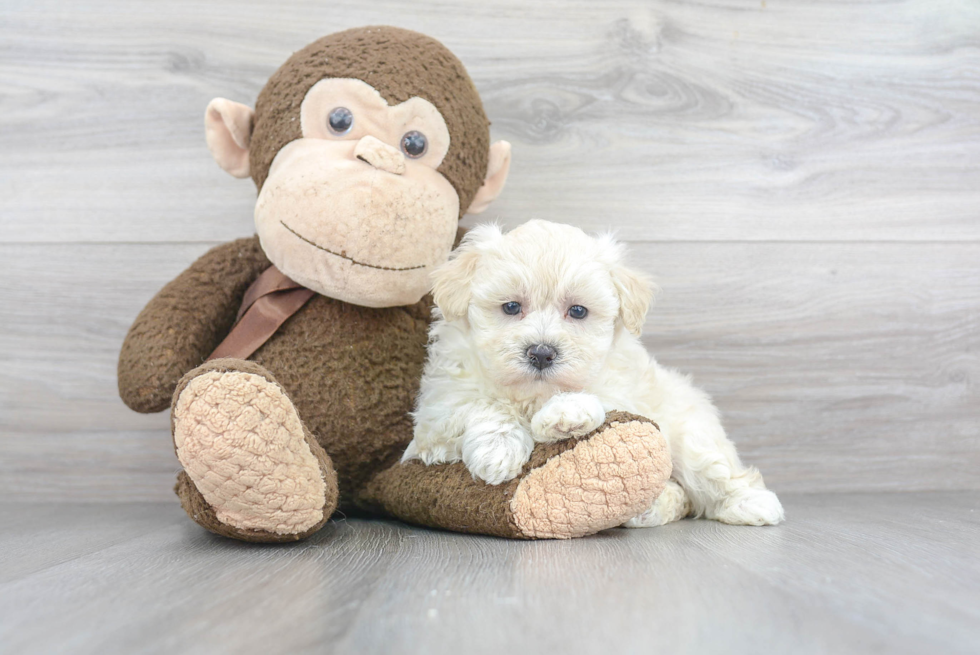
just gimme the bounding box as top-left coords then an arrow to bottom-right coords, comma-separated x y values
510,416 -> 672,539
173,370 -> 328,536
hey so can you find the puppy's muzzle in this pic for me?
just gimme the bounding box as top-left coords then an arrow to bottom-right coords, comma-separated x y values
527,344 -> 558,370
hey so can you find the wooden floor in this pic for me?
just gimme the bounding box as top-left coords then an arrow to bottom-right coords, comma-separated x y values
1,493 -> 978,654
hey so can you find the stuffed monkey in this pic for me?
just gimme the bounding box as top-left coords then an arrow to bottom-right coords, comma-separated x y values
118,26 -> 671,542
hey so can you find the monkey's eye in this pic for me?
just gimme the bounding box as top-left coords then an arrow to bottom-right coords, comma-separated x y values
568,305 -> 588,319
502,301 -> 522,316
401,131 -> 427,158
327,107 -> 353,135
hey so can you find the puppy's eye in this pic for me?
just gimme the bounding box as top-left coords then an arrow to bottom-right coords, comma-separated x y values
401,131 -> 427,158
328,107 -> 353,135
568,305 -> 588,319
502,301 -> 522,316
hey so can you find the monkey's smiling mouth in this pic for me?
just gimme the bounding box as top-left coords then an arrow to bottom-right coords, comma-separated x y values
280,221 -> 425,271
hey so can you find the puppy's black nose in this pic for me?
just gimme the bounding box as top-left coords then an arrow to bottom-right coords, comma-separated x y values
527,344 -> 557,370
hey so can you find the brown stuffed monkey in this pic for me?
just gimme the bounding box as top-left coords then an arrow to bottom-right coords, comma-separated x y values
118,26 -> 671,543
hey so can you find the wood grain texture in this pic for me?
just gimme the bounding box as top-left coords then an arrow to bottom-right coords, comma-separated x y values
1,1 -> 978,502
1,494 -> 978,654
0,241 -> 976,501
0,0 -> 978,243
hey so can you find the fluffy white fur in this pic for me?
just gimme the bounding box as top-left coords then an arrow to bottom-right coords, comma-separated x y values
403,220 -> 784,527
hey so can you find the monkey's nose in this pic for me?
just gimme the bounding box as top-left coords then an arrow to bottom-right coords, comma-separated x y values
527,344 -> 558,370
354,135 -> 406,175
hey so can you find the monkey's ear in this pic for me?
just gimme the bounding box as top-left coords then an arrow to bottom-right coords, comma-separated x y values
611,265 -> 656,337
465,141 -> 512,215
205,98 -> 254,179
431,224 -> 502,320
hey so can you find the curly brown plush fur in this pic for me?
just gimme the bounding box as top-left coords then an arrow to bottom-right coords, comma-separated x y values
119,237 -> 271,414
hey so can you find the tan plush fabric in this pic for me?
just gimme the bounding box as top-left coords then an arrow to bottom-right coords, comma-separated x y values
173,369 -> 331,535
254,136 -> 459,307
299,79 -> 451,168
174,471 -> 331,543
511,417 -> 672,539
352,135 -> 407,175
205,98 -> 254,178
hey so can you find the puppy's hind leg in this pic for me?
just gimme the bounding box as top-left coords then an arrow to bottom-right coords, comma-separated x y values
673,427 -> 784,526
657,370 -> 784,526
705,466 -> 785,526
622,480 -> 692,528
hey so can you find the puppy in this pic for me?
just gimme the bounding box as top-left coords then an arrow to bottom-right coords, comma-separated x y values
403,220 -> 784,527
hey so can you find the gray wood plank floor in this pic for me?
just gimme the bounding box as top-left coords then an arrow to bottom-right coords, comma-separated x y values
1,493 -> 978,655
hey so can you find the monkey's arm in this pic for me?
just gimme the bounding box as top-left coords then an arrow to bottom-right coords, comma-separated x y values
118,236 -> 271,413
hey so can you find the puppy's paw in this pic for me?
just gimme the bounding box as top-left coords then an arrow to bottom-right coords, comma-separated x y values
401,439 -> 456,466
531,392 -> 606,443
623,480 -> 692,528
462,427 -> 533,485
711,488 -> 785,526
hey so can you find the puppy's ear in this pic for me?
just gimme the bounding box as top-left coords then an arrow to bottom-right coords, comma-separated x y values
611,265 -> 656,336
431,250 -> 480,321
431,224 -> 502,321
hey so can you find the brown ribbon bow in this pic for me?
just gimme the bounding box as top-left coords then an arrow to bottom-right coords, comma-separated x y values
208,266 -> 315,361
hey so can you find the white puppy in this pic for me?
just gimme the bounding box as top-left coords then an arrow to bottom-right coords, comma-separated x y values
403,220 -> 784,527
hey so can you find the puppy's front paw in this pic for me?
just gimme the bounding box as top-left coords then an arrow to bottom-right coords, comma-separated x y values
461,427 -> 533,485
401,438 -> 455,466
531,393 -> 606,443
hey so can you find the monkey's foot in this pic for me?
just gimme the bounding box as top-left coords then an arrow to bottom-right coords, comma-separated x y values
358,411 -> 672,539
172,359 -> 338,542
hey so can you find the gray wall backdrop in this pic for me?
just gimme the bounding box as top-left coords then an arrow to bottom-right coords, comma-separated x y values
1,0 -> 978,501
